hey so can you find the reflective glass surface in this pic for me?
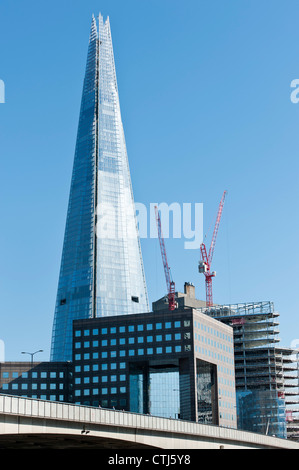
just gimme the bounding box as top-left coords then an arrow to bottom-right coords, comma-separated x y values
196,360 -> 217,424
51,15 -> 149,362
95,15 -> 148,319
130,369 -> 145,414
149,368 -> 180,419
236,390 -> 287,438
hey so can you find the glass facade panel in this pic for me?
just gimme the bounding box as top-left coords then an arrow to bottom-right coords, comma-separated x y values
149,368 -> 180,419
129,369 -> 145,414
196,360 -> 218,425
236,390 -> 287,439
95,14 -> 149,318
50,14 -> 149,362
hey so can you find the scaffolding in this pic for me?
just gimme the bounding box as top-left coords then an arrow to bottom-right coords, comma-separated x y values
197,301 -> 299,440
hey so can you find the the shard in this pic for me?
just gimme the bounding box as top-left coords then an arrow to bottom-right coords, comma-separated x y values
50,14 -> 149,362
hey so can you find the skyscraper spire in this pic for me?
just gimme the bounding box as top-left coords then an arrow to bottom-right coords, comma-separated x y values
50,15 -> 149,362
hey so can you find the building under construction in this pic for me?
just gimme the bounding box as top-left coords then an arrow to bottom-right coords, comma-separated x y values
153,285 -> 299,440
201,301 -> 299,440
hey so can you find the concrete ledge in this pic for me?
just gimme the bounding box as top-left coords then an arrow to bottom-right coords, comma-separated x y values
0,395 -> 298,449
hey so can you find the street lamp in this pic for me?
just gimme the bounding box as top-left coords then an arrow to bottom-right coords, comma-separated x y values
21,350 -> 43,398
21,350 -> 43,365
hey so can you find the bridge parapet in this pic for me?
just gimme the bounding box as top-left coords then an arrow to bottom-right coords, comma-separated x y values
0,394 -> 299,449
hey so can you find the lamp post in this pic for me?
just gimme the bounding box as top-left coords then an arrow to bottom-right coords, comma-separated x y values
21,350 -> 43,365
21,350 -> 43,398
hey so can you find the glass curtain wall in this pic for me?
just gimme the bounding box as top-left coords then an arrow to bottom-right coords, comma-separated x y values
96,15 -> 149,318
50,17 -> 99,362
237,390 -> 287,438
196,360 -> 218,425
129,365 -> 180,419
51,14 -> 149,362
149,367 -> 180,419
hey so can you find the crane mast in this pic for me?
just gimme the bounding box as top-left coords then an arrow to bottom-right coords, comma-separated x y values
199,191 -> 227,307
155,206 -> 176,311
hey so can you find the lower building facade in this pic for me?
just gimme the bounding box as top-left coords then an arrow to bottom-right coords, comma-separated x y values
199,300 -> 299,439
0,308 -> 237,429
71,308 -> 236,428
153,286 -> 298,440
1,285 -> 297,439
0,362 -> 72,403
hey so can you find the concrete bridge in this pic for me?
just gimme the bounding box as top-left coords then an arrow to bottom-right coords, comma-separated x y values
0,394 -> 298,449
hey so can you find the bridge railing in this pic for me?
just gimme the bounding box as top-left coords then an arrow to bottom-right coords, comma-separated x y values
1,394 -> 299,449
0,393 -> 201,435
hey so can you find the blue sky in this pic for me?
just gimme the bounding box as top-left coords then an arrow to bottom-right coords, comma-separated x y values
0,0 -> 299,361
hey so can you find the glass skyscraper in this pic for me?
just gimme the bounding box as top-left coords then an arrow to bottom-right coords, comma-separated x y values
50,14 -> 149,362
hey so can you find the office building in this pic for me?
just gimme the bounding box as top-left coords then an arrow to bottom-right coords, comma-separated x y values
50,14 -> 149,362
72,307 -> 237,428
197,301 -> 299,439
153,285 -> 299,439
0,306 -> 237,429
0,362 -> 72,403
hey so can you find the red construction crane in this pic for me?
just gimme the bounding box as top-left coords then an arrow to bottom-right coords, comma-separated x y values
154,205 -> 176,311
199,190 -> 227,307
